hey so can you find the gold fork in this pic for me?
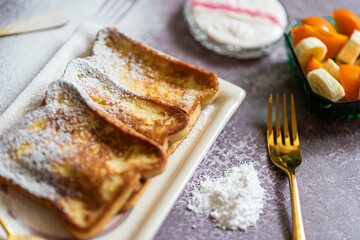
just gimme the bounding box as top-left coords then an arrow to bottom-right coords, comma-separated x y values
0,217 -> 45,240
267,93 -> 306,240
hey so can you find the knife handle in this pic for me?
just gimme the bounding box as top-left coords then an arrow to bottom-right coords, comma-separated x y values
0,10 -> 69,37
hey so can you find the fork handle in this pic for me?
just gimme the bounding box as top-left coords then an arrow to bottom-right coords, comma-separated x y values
288,172 -> 306,240
0,217 -> 13,237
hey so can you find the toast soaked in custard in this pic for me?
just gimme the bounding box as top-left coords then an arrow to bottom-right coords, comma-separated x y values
63,58 -> 189,153
87,28 -> 219,212
88,28 -> 219,153
0,81 -> 166,239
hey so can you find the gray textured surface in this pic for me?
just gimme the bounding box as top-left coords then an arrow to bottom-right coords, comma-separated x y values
1,0 -> 360,240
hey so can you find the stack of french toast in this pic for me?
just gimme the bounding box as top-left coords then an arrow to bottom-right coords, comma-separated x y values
0,28 -> 218,239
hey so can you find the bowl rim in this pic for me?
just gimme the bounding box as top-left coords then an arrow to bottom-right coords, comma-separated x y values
183,0 -> 289,58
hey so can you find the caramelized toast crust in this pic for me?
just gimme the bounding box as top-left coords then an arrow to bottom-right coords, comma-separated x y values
0,81 -> 166,239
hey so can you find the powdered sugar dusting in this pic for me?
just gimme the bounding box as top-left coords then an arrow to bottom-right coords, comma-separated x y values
62,58 -> 189,145
187,162 -> 264,230
88,28 -> 214,115
63,58 -> 131,101
88,29 -> 148,83
0,81 -> 92,200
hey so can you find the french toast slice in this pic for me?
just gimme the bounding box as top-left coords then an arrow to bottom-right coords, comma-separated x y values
0,80 -> 166,239
88,28 -> 219,154
62,58 -> 189,153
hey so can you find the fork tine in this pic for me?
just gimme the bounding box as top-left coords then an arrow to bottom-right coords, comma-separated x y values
110,0 -> 137,25
267,94 -> 274,145
275,94 -> 281,145
93,0 -> 107,19
283,94 -> 290,145
291,94 -> 299,145
94,0 -> 117,22
101,0 -> 127,25
94,0 -> 111,17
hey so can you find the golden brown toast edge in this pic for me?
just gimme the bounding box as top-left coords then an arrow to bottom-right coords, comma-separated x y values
121,178 -> 151,212
167,104 -> 201,155
92,28 -> 219,116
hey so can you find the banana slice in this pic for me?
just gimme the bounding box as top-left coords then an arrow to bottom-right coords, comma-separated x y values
336,29 -> 360,64
295,37 -> 327,68
324,58 -> 340,81
307,68 -> 345,102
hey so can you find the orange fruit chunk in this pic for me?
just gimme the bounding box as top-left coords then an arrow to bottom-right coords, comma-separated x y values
291,25 -> 348,59
301,16 -> 337,33
333,9 -> 360,37
339,64 -> 360,101
304,57 -> 325,76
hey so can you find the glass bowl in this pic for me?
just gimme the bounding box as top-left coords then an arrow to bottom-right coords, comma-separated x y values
284,18 -> 360,119
183,0 -> 288,59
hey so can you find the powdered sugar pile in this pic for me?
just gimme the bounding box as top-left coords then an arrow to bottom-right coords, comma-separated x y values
187,162 -> 264,230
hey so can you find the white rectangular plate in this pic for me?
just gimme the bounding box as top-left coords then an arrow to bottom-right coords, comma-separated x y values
0,22 -> 246,240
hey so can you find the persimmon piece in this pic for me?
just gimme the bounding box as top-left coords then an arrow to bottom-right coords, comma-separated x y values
302,16 -> 337,33
304,57 -> 325,76
291,24 -> 348,59
339,64 -> 360,101
333,9 -> 360,37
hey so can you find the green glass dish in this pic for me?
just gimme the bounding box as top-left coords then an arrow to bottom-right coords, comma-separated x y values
284,18 -> 360,120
